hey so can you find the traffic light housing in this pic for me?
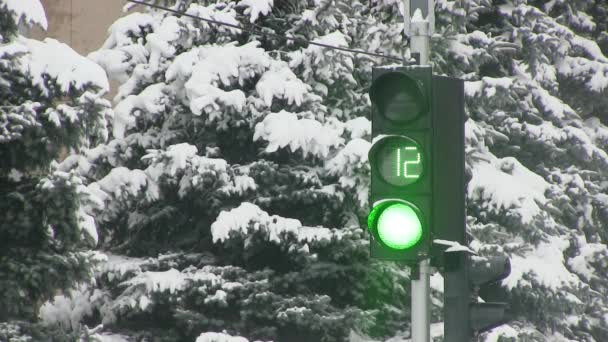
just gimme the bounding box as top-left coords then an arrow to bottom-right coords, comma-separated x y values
444,251 -> 511,341
367,66 -> 433,261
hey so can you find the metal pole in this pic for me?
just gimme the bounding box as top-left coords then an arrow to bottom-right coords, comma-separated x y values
411,258 -> 431,342
409,7 -> 431,65
406,0 -> 432,340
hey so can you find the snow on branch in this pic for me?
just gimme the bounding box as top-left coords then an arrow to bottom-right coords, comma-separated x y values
253,110 -> 344,158
113,83 -> 169,139
211,202 -> 341,245
143,143 -> 230,197
504,236 -> 581,291
468,154 -> 549,224
325,138 -> 370,207
196,332 -> 249,342
237,0 -> 274,23
1,0 -> 47,30
0,37 -> 109,96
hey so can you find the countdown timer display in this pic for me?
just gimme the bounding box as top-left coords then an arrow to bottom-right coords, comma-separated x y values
375,136 -> 424,187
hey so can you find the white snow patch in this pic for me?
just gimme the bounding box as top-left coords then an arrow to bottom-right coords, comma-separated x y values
0,37 -> 109,96
211,202 -> 340,244
96,333 -> 131,342
430,272 -> 444,293
211,202 -> 300,243
120,267 -> 221,295
196,332 -> 248,342
78,209 -> 98,245
256,61 -> 310,107
567,241 -> 607,281
2,0 -> 47,29
468,155 -> 549,224
344,117 -> 371,139
113,83 -> 168,138
254,111 -> 344,158
238,0 -> 273,23
102,12 -> 157,49
483,324 -> 519,341
502,235 -> 580,290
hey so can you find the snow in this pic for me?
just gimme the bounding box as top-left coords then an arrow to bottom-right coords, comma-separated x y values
78,209 -> 98,245
1,0 -> 47,30
113,83 -> 168,138
430,272 -> 444,293
39,285 -> 105,331
483,325 -> 519,341
102,12 -> 157,49
211,202 -> 300,243
468,155 -> 549,224
89,44 -> 149,84
120,267 -> 222,295
204,289 -> 227,305
100,253 -> 147,282
211,202 -> 340,244
557,56 -> 608,93
185,3 -> 240,34
502,235 -> 580,290
143,143 -> 229,197
196,332 -> 248,342
433,239 -> 476,254
325,138 -> 369,174
96,333 -> 131,342
221,175 -> 257,195
238,0 -> 273,23
301,9 -> 319,25
256,61 -> 310,107
254,111 -> 344,158
567,241 -> 607,281
344,117 -> 371,139
146,16 -> 184,68
174,43 -> 267,116
531,86 -> 577,120
97,167 -> 153,200
7,168 -> 23,182
0,37 -> 109,96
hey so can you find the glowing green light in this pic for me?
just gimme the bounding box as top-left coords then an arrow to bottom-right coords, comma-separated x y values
376,203 -> 422,250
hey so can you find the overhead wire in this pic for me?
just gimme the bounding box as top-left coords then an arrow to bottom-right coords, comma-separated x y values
126,0 -> 406,63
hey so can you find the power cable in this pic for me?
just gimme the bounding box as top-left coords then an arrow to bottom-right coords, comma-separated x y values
127,0 -> 406,63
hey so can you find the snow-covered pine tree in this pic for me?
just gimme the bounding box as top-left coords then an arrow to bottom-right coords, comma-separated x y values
434,0 -> 608,340
40,0 -> 411,341
0,0 -> 111,339
40,0 -> 608,341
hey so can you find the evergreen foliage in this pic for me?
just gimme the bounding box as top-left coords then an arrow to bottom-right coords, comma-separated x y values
0,0 -> 111,336
35,0 -> 608,341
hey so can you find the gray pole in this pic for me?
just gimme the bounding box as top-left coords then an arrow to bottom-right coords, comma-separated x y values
411,259 -> 431,342
405,0 -> 433,341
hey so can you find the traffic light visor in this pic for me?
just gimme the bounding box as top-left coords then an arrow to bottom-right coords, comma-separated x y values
369,72 -> 428,123
368,201 -> 423,250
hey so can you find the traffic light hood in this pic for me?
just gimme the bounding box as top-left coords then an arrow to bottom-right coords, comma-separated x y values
368,71 -> 428,123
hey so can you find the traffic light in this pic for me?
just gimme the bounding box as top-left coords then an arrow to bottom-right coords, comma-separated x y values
367,66 -> 433,261
444,251 -> 511,341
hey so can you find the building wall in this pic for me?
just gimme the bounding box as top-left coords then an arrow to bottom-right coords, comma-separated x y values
29,0 -> 130,56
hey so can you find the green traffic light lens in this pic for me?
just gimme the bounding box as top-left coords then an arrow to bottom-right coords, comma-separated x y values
376,203 -> 422,250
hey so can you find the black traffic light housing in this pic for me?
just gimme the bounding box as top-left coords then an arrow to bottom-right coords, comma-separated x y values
368,66 -> 433,262
368,66 -> 467,263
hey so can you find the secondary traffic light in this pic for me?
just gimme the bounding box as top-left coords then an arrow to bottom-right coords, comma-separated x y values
444,251 -> 511,341
367,66 -> 433,261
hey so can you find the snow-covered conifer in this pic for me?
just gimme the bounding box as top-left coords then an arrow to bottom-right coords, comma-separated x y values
42,0 -> 608,341
0,0 -> 111,339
